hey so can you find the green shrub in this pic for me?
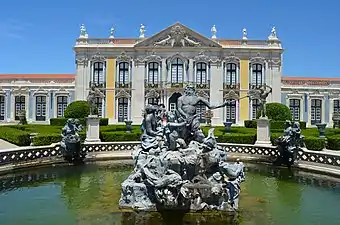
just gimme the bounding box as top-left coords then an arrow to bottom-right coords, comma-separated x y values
326,136 -> 340,150
216,134 -> 256,144
245,120 -> 306,130
64,100 -> 90,118
257,102 -> 292,121
0,127 -> 31,146
50,117 -> 109,126
32,131 -> 86,146
101,131 -> 142,142
270,133 -> 282,146
244,120 -> 256,128
304,137 -> 325,151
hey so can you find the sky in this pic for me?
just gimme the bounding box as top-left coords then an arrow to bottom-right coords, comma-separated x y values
0,0 -> 339,78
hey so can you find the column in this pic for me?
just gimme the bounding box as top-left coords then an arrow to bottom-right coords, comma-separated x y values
75,58 -> 88,100
209,62 -> 223,125
131,60 -> 145,124
188,59 -> 194,83
239,59 -> 249,125
269,61 -> 282,103
6,90 -> 11,122
106,58 -> 116,124
329,98 -> 334,127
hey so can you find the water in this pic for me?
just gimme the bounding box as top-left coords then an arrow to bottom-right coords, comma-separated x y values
0,161 -> 340,225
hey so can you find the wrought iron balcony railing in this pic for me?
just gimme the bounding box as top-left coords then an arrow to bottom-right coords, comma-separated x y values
89,82 -> 106,89
249,83 -> 265,89
115,82 -> 132,89
223,83 -> 240,90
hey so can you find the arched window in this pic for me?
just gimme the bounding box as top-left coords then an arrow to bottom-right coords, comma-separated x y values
226,63 -> 237,85
0,95 -> 5,120
252,64 -> 263,85
196,62 -> 207,84
118,62 -> 129,84
92,62 -> 104,86
148,62 -> 159,84
289,99 -> 300,121
252,99 -> 261,119
171,58 -> 183,83
118,98 -> 128,122
225,99 -> 236,123
15,96 -> 25,120
35,96 -> 47,121
311,99 -> 322,125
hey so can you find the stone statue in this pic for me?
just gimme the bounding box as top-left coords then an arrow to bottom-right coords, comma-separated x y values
177,85 -> 228,143
79,24 -> 86,38
60,119 -> 85,163
87,85 -> 104,116
274,121 -> 305,167
211,25 -> 217,39
248,84 -> 272,118
119,87 -> 246,212
242,28 -> 247,40
269,26 -> 277,39
109,26 -> 115,38
139,24 -> 146,38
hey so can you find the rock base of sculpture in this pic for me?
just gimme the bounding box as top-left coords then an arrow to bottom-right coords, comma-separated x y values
85,115 -> 101,143
119,129 -> 245,212
255,117 -> 272,146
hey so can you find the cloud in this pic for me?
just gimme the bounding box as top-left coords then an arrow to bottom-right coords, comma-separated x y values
0,18 -> 32,40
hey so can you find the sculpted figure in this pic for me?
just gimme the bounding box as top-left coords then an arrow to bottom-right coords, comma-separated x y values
60,119 -> 84,163
87,85 -> 104,116
258,84 -> 272,117
177,85 -> 227,143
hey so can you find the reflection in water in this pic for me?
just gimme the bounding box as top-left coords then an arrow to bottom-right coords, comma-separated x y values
1,162 -> 340,225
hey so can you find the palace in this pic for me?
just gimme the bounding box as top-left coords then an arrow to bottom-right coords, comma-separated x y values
0,22 -> 338,127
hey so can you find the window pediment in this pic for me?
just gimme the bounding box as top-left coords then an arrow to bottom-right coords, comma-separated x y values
116,89 -> 131,99
249,53 -> 266,64
116,51 -> 132,64
224,90 -> 239,100
33,87 -> 49,96
91,52 -> 106,62
55,88 -> 70,96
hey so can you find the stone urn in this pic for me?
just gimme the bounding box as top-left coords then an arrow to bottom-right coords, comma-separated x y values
124,120 -> 133,133
223,121 -> 233,134
29,133 -> 39,146
316,123 -> 327,138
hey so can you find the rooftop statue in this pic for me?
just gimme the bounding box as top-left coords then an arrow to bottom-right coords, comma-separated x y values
119,85 -> 246,212
60,119 -> 85,163
274,121 -> 305,167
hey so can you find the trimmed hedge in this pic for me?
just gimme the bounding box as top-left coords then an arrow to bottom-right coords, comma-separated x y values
244,120 -> 306,130
50,118 -> 109,126
304,137 -> 325,151
0,126 -> 31,146
326,136 -> 340,150
32,132 -> 86,146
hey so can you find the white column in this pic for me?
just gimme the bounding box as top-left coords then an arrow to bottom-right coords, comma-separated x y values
270,64 -> 282,103
131,61 -> 145,124
329,98 -> 334,127
209,63 -> 223,126
188,59 -> 194,83
75,59 -> 87,100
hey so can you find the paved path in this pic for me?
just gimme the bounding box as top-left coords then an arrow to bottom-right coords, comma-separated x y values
0,139 -> 18,151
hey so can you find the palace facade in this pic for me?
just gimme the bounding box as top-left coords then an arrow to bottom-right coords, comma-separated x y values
0,23 -> 337,127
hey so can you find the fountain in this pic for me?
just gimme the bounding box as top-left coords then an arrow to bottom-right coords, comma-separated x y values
119,85 -> 245,212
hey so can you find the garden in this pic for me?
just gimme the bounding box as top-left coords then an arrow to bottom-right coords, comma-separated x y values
1,101 -> 340,151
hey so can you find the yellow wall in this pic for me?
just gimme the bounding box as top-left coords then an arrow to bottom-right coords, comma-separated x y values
106,58 -> 115,118
239,59 -> 249,121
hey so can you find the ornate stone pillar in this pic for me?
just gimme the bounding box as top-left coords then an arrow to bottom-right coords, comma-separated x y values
75,57 -> 88,100
268,58 -> 282,103
209,59 -> 223,126
132,59 -> 145,124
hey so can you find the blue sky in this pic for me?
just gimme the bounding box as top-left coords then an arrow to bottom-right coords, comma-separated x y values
0,0 -> 339,77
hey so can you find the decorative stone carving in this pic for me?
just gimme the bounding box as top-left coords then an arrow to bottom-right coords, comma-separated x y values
268,58 -> 281,68
193,51 -> 210,63
116,89 -> 131,99
11,87 -> 29,95
135,52 -> 162,64
55,87 -> 70,96
224,52 -> 240,64
268,26 -> 278,40
196,90 -> 209,100
33,87 -> 48,96
166,53 -> 189,69
91,52 -> 106,62
109,26 -> 115,38
117,51 -> 132,63
145,89 -> 160,99
242,28 -> 247,40
224,90 -> 239,100
249,53 -> 266,64
154,25 -> 201,47
79,24 -> 88,38
211,25 -> 217,39
139,24 -> 146,38
76,57 -> 88,66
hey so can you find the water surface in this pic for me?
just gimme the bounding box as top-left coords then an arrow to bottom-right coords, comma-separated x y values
0,162 -> 339,225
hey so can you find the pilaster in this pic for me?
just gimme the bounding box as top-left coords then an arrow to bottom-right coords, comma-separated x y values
268,58 -> 282,103
188,59 -> 194,83
75,57 -> 89,100
209,62 -> 223,125
131,60 -> 145,124
239,59 -> 249,124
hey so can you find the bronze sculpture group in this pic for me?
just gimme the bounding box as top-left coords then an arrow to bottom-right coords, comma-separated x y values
119,85 -> 246,212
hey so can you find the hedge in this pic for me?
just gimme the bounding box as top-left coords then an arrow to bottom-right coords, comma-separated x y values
244,120 -> 307,130
32,132 -> 86,146
326,136 -> 340,150
50,118 -> 109,126
304,137 -> 325,151
0,127 -> 31,146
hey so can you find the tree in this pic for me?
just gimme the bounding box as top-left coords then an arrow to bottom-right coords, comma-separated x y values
64,101 -> 92,118
257,102 -> 292,121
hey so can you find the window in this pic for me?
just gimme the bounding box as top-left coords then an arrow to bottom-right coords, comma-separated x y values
311,99 -> 322,125
171,58 -> 183,83
92,62 -> 104,86
225,99 -> 236,123
148,98 -> 159,105
118,62 -> 129,84
15,96 -> 25,120
252,64 -> 263,85
196,101 -> 206,123
0,95 -> 5,120
196,62 -> 207,84
35,96 -> 47,121
148,62 -> 159,84
289,99 -> 300,121
334,100 -> 340,114
57,96 -> 68,118
225,63 -> 237,85
169,103 -> 176,112
95,97 -> 103,116
252,99 -> 261,119
118,98 -> 128,122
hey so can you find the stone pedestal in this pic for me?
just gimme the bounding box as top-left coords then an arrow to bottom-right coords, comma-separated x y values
255,117 -> 272,146
85,115 -> 101,143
